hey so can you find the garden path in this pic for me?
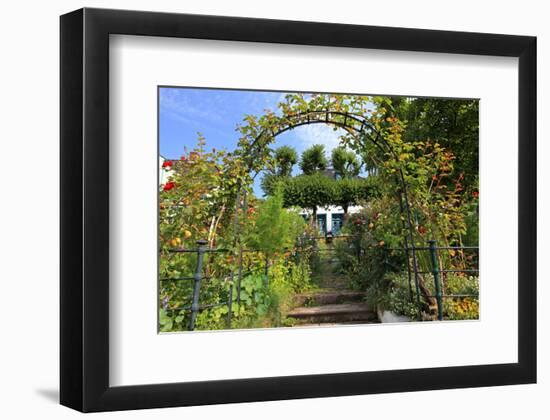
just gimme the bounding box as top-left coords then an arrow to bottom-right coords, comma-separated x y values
287,249 -> 378,325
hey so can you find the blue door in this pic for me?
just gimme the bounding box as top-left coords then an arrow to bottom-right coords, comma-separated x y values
332,213 -> 344,235
316,214 -> 327,235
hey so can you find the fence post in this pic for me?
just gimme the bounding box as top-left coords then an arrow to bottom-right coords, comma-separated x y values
298,235 -> 304,281
264,253 -> 269,288
189,239 -> 208,331
237,248 -> 243,307
428,239 -> 443,321
356,233 -> 361,263
383,246 -> 389,274
227,278 -> 233,329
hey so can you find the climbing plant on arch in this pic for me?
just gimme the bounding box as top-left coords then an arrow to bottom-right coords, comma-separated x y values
232,93 -> 465,311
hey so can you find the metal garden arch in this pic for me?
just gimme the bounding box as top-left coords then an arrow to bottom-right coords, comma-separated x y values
234,108 -> 425,312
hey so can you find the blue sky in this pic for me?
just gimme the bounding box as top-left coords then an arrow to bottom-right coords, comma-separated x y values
159,87 -> 347,196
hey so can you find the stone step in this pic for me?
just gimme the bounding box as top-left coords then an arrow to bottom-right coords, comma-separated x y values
290,320 -> 380,328
293,290 -> 366,306
288,303 -> 377,324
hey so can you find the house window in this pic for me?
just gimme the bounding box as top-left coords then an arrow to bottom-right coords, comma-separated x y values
332,213 -> 344,235
316,214 -> 327,235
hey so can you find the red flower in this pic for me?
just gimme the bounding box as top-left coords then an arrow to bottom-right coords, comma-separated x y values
163,181 -> 175,192
162,160 -> 173,168
180,155 -> 186,161
472,191 -> 479,198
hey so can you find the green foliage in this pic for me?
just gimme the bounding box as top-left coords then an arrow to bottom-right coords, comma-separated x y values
334,212 -> 391,292
390,96 -> 479,187
273,146 -> 298,177
260,146 -> 298,196
345,100 -> 476,253
247,189 -> 306,256
461,199 -> 479,247
158,135 -> 310,332
333,177 -> 379,214
299,144 -> 328,175
265,155 -> 379,216
158,136 -> 247,332
380,272 -> 479,320
280,173 -> 336,214
260,173 -> 283,197
331,146 -> 361,179
374,273 -> 418,319
442,274 -> 479,320
195,274 -> 271,330
159,308 -> 174,332
262,258 -> 313,328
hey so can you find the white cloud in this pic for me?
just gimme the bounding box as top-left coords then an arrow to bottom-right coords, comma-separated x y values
293,124 -> 346,154
159,88 -> 223,124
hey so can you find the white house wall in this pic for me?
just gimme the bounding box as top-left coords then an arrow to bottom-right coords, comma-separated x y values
298,205 -> 362,234
159,156 -> 173,185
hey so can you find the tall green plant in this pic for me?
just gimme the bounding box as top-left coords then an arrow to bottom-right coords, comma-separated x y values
247,189 -> 306,257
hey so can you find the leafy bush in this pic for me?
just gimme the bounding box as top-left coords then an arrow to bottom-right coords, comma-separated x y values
247,189 -> 306,257
281,173 -> 336,215
375,272 -> 418,319
379,272 -> 479,321
332,177 -> 380,215
199,274 -> 272,330
442,274 -> 479,320
334,209 -> 404,292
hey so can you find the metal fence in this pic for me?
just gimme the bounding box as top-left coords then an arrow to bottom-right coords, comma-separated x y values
162,236 -> 479,330
302,234 -> 479,321
161,240 -> 269,331
384,240 -> 479,320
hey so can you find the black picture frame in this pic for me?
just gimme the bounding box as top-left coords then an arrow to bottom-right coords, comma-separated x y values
60,7 -> 537,412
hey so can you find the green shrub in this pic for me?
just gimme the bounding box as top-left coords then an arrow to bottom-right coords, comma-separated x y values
376,272 -> 479,321
375,273 -> 418,319
442,274 -> 479,320
247,189 -> 306,256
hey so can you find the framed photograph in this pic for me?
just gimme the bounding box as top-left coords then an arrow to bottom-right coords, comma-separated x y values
60,8 -> 536,412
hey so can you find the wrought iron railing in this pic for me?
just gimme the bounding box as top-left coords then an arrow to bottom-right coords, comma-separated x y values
383,240 -> 479,320
162,236 -> 479,330
161,240 -> 268,331
304,234 -> 479,321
